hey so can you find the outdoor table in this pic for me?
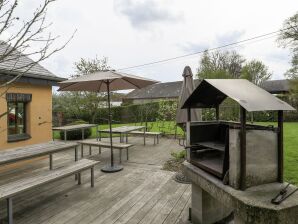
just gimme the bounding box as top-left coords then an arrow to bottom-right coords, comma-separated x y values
98,126 -> 146,145
52,124 -> 98,142
0,141 -> 79,170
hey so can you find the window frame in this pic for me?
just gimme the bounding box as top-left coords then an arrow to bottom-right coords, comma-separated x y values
6,93 -> 32,142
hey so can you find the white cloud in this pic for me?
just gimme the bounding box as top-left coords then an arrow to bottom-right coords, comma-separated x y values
114,0 -> 183,30
15,0 -> 298,82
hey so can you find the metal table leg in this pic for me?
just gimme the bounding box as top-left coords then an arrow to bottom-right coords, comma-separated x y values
49,154 -> 53,170
7,198 -> 13,224
81,144 -> 84,158
64,130 -> 67,142
91,167 -> 94,187
143,128 -> 146,145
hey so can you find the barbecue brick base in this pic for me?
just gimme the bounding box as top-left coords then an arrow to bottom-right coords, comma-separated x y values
183,161 -> 298,224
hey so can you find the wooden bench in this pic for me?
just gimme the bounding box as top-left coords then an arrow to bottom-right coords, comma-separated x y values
77,140 -> 133,163
0,159 -> 100,224
129,131 -> 161,144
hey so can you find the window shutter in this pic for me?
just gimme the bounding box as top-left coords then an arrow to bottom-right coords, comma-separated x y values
6,93 -> 32,102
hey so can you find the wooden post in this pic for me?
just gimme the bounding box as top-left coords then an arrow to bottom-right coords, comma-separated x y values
186,107 -> 191,161
240,106 -> 246,190
278,110 -> 284,183
215,105 -> 219,121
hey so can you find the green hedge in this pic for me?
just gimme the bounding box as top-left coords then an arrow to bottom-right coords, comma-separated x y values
59,120 -> 92,140
55,95 -> 298,125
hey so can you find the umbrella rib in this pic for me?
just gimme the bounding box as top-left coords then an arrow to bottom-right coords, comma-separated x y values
122,77 -> 141,89
58,82 -> 79,91
97,80 -> 103,92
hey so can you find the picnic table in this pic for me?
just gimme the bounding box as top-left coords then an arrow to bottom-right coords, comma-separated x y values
52,124 -> 98,141
0,141 -> 79,170
98,126 -> 146,145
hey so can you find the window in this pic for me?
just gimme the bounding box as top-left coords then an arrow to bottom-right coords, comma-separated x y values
6,93 -> 31,142
8,102 -> 26,135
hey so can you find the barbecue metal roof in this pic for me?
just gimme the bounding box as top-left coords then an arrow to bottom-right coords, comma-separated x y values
182,79 -> 295,112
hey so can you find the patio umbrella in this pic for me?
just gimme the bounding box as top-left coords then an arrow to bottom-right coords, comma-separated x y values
176,66 -> 202,127
58,70 -> 158,173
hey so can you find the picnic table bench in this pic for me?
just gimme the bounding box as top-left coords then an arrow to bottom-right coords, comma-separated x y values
52,124 -> 98,141
98,126 -> 146,145
0,159 -> 100,224
129,131 -> 161,144
77,140 -> 133,163
0,141 -> 79,170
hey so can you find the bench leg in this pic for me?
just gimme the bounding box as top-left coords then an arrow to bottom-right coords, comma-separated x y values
89,145 -> 92,155
75,146 -> 78,162
75,146 -> 79,180
81,144 -> 84,158
154,136 -> 156,145
127,148 -> 129,160
77,173 -> 81,185
143,130 -> 146,145
126,134 -> 128,143
7,198 -> 13,224
49,154 -> 53,170
91,167 -> 94,187
119,149 -> 122,164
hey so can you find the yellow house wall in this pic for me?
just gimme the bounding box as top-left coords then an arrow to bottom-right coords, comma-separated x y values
0,82 -> 53,150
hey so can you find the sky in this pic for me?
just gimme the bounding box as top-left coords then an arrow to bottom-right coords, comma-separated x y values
13,0 -> 298,82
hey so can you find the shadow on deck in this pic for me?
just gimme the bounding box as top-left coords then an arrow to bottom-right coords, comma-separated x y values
0,137 -> 191,224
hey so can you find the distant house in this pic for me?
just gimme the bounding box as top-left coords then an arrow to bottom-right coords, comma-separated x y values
124,79 -> 290,104
260,79 -> 290,94
0,42 -> 65,149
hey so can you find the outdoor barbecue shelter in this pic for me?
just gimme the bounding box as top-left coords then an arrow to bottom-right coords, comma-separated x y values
182,79 -> 297,224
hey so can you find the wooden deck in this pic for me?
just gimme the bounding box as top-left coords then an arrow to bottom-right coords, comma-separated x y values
0,137 -> 191,224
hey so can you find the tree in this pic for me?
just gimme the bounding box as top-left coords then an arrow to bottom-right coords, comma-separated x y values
197,50 -> 245,79
55,57 -> 112,123
241,59 -> 272,86
278,12 -> 298,78
0,0 -> 74,97
0,0 -> 74,123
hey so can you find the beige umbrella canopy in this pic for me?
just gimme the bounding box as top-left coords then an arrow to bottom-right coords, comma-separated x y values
58,70 -> 158,173
58,70 -> 158,92
176,66 -> 202,127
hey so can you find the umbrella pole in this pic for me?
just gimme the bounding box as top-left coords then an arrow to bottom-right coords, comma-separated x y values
101,80 -> 123,173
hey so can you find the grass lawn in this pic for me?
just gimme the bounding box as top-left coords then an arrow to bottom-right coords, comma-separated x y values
53,121 -> 298,185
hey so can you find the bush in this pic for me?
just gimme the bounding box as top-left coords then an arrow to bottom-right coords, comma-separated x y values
171,150 -> 186,161
59,120 -> 92,140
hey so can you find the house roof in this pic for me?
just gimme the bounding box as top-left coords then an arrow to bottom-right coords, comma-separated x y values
0,41 -> 65,82
125,79 -> 290,100
182,79 -> 295,112
125,79 -> 200,100
261,79 -> 290,94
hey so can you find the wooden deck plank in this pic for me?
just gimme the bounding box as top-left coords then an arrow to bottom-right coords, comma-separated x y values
163,185 -> 191,224
0,137 -> 189,224
113,173 -> 172,224
150,184 -> 189,224
138,184 -> 187,224
46,170 -> 148,224
127,179 -> 182,224
17,168 -> 135,224
95,172 -> 172,224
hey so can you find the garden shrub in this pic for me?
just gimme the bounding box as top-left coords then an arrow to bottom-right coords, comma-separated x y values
171,150 -> 186,161
59,120 -> 92,140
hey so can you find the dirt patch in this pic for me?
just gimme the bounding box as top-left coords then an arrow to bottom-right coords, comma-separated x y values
162,158 -> 184,172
